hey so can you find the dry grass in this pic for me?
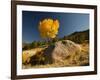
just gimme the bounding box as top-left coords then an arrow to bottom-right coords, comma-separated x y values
22,47 -> 45,64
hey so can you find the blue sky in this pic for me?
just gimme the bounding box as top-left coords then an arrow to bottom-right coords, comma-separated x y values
22,11 -> 89,43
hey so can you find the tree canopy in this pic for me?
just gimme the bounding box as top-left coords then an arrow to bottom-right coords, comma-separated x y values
38,18 -> 59,39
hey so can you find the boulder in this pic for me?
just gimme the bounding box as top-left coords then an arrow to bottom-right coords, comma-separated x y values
44,40 -> 81,64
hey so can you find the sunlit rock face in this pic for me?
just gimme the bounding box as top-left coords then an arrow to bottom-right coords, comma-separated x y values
44,40 -> 81,64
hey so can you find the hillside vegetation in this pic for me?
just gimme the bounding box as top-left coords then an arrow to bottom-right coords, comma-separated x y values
62,29 -> 89,43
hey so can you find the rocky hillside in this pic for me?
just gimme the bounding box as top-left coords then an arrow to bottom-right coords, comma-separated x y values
22,29 -> 89,68
22,40 -> 89,68
62,29 -> 89,43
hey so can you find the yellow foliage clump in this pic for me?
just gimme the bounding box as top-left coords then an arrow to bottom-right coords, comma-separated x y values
22,52 -> 30,64
39,18 -> 59,38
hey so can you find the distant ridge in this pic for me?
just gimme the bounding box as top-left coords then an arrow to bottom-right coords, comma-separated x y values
62,29 -> 89,43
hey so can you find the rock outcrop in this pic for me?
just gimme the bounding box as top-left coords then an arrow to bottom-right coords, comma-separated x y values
44,40 -> 81,64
